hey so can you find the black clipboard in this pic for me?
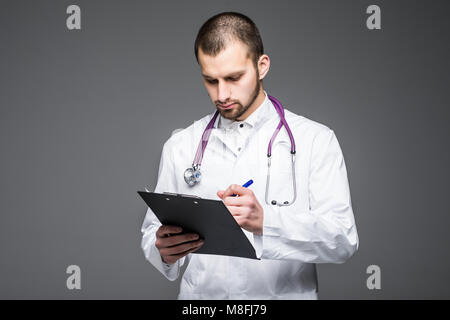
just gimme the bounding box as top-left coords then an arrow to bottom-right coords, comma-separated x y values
138,191 -> 258,260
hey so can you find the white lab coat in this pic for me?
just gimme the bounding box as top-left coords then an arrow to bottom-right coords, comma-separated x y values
141,91 -> 359,299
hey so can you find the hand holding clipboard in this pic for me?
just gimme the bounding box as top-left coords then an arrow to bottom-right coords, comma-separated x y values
138,179 -> 259,262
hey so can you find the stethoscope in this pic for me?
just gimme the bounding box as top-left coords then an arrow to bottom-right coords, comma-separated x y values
184,95 -> 297,206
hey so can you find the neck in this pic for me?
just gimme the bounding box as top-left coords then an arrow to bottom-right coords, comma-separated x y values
236,86 -> 265,121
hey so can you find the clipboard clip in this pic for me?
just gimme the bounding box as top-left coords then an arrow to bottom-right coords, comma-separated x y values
163,192 -> 202,199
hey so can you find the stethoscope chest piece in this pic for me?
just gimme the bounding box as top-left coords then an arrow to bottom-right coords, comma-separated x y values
184,166 -> 202,187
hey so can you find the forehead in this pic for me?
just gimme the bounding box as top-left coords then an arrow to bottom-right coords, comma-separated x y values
198,40 -> 253,77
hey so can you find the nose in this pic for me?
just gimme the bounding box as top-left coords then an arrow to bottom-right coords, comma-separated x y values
217,80 -> 231,104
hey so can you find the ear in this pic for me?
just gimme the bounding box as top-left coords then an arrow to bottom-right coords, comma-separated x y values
257,54 -> 270,80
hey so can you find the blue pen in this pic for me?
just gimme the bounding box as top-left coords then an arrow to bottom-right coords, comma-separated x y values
231,179 -> 253,197
242,179 -> 254,188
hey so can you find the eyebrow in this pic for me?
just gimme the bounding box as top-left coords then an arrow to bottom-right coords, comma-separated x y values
202,71 -> 245,80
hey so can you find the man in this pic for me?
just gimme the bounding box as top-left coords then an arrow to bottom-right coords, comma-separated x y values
141,12 -> 359,299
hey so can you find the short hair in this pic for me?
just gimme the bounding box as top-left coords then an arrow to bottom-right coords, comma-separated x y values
194,12 -> 264,68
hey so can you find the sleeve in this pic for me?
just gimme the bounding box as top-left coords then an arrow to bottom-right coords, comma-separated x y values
140,139 -> 186,281
253,129 -> 359,263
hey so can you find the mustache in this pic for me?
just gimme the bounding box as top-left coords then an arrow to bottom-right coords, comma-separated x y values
215,101 -> 240,107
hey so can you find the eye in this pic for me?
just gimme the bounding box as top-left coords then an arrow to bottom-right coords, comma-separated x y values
228,76 -> 241,82
206,79 -> 217,84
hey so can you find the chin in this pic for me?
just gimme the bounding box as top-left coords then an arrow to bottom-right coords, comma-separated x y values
217,107 -> 235,118
219,111 -> 236,120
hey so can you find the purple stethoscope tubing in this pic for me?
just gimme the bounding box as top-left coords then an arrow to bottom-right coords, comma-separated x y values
188,95 -> 297,206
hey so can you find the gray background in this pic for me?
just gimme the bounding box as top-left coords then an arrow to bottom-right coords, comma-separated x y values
0,0 -> 449,299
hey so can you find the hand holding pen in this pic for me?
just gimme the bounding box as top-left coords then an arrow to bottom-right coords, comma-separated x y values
217,179 -> 264,235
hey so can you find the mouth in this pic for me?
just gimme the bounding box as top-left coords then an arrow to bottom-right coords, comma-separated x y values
218,103 -> 236,110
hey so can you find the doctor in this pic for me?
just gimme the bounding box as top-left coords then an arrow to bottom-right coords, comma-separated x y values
141,12 -> 359,299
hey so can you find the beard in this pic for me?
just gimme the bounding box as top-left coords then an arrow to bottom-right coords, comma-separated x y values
216,75 -> 261,121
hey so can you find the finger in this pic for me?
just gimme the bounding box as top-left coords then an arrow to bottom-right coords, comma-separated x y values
161,239 -> 204,257
222,184 -> 250,198
160,239 -> 204,256
222,184 -> 239,198
217,190 -> 225,199
175,241 -> 204,256
163,243 -> 204,264
233,216 -> 246,227
163,233 -> 200,247
222,195 -> 251,207
226,206 -> 245,217
156,225 -> 183,238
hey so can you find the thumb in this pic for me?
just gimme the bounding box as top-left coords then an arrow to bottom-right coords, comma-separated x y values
217,190 -> 224,199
